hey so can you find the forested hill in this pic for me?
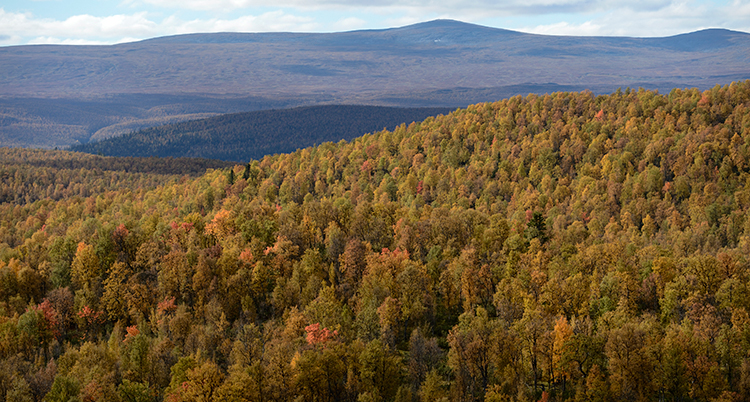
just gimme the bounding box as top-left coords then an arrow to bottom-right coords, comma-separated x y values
2,82 -> 750,401
69,105 -> 453,162
0,147 -> 233,205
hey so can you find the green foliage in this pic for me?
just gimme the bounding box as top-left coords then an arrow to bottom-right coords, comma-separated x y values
44,376 -> 80,402
118,379 -> 153,402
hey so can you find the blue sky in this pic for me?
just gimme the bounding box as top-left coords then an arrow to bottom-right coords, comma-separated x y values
1,0 -> 748,46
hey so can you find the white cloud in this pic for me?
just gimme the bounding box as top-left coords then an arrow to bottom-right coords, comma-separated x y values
161,11 -> 318,34
331,17 -> 367,32
592,1 -> 711,36
131,0 -> 676,14
519,0 -> 742,37
0,9 -> 159,40
139,0 -> 260,11
731,0 -> 750,13
526,21 -> 604,36
0,8 -> 322,45
724,0 -> 750,31
0,34 -> 23,46
27,36 -> 114,45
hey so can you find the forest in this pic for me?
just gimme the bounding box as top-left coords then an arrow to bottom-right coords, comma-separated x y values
0,148 -> 233,206
69,105 -> 453,162
1,81 -> 750,401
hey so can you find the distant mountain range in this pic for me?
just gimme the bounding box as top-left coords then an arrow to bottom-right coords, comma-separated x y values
1,19 -> 749,149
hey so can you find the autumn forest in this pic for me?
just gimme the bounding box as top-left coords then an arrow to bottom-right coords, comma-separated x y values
2,82 -> 750,402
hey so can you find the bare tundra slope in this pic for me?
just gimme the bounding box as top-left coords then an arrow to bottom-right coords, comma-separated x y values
1,19 -> 749,148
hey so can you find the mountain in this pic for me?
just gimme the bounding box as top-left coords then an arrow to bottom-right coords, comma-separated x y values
1,19 -> 749,148
69,105 -> 453,162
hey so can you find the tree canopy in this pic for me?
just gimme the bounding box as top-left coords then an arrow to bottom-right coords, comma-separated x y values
1,82 -> 750,401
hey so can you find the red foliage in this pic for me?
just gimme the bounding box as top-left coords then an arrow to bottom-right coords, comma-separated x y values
305,323 -> 338,346
170,221 -> 195,232
28,299 -> 60,339
239,248 -> 254,264
78,305 -> 104,324
381,247 -> 409,260
698,92 -> 710,107
157,296 -> 177,314
581,211 -> 591,224
124,325 -> 140,343
113,223 -> 129,240
361,160 -> 374,174
37,299 -> 60,338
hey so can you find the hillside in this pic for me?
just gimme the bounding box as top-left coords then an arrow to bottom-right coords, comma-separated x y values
0,82 -> 749,401
0,147 -> 233,205
69,105 -> 453,162
1,19 -> 749,148
0,94 -> 303,149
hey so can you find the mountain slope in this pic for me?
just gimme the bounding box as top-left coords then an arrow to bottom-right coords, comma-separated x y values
69,105 -> 453,162
1,19 -> 749,148
4,20 -> 748,98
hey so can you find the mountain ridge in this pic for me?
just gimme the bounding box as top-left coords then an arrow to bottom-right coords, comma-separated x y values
1,18 -> 748,149
129,20 -> 750,46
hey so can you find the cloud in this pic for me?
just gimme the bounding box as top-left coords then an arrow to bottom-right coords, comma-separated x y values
161,11 -> 318,34
520,0 -> 747,37
27,37 -> 114,45
725,0 -> 750,31
331,17 -> 367,32
526,21 -> 604,36
0,8 -> 321,45
590,1 -> 712,36
0,9 -> 160,40
129,0 -> 671,15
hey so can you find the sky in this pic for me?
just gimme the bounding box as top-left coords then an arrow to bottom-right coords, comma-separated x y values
0,0 -> 748,46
